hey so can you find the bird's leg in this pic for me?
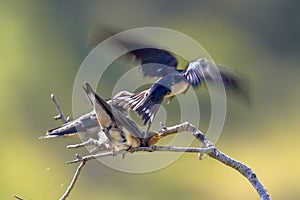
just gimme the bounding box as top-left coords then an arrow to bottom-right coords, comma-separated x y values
111,145 -> 116,156
159,122 -> 168,131
166,96 -> 174,105
75,154 -> 83,161
121,151 -> 127,159
50,93 -> 71,123
143,121 -> 152,146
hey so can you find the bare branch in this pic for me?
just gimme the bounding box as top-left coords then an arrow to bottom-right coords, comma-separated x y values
13,195 -> 26,200
158,121 -> 213,148
61,121 -> 270,200
60,161 -> 86,200
159,121 -> 271,200
66,146 -> 214,164
51,94 -> 69,123
207,149 -> 270,200
66,151 -> 121,164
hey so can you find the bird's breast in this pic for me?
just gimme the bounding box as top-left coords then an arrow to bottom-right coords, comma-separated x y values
166,80 -> 190,97
106,127 -> 141,150
121,127 -> 141,148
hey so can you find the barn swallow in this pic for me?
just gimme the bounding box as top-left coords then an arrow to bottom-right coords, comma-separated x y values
111,38 -> 250,134
82,82 -> 160,149
40,90 -> 134,142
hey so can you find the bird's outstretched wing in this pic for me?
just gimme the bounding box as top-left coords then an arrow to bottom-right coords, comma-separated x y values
112,38 -> 179,78
183,58 -> 221,86
184,59 -> 251,105
216,64 -> 251,106
185,59 -> 236,86
86,25 -> 180,78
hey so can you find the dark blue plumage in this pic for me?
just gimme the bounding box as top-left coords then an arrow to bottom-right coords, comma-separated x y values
136,84 -> 171,125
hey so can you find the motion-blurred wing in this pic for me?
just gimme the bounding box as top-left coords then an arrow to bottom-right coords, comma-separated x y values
114,38 -> 179,78
217,64 -> 251,105
86,25 -> 179,78
185,59 -> 250,104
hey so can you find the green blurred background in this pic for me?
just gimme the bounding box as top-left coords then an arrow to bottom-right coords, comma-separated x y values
1,1 -> 300,199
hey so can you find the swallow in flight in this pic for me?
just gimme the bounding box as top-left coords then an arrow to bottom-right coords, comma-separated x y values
111,38 -> 250,134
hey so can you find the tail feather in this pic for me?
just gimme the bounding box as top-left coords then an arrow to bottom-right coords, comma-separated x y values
114,90 -> 148,110
136,97 -> 163,125
40,111 -> 99,139
48,126 -> 78,136
114,85 -> 168,126
113,90 -> 154,124
41,122 -> 82,139
130,91 -> 148,110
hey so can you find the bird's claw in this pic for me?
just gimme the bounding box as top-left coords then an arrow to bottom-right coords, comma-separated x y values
76,154 -> 83,161
160,122 -> 167,130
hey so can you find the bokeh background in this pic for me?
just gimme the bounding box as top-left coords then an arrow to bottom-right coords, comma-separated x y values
1,1 -> 300,199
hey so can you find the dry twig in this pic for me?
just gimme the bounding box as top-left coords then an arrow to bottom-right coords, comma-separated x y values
51,94 -> 70,123
60,160 -> 86,200
13,195 -> 26,200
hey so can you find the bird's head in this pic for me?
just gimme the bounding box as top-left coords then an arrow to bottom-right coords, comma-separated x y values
143,132 -> 162,147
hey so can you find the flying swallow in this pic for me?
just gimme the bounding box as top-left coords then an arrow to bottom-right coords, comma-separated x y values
110,38 -> 250,134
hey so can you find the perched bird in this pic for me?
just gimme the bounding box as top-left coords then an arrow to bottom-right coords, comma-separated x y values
82,82 -> 161,150
40,90 -> 134,140
111,38 -> 250,134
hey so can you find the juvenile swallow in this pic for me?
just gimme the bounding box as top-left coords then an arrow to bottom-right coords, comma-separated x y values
40,90 -> 134,140
111,38 -> 250,133
82,82 -> 161,150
